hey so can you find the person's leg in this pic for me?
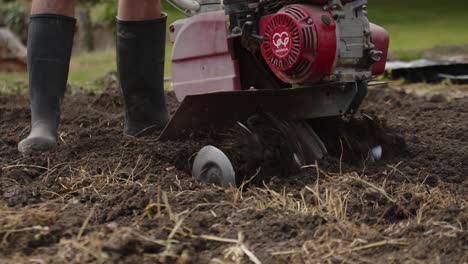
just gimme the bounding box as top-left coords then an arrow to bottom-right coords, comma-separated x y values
18,0 -> 76,153
118,0 -> 161,20
31,0 -> 76,16
116,0 -> 169,136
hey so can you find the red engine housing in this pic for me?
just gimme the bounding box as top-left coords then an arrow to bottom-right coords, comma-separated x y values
370,23 -> 390,76
260,4 -> 336,84
260,3 -> 389,84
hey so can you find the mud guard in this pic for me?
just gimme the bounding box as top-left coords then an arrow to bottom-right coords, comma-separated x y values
159,82 -> 358,140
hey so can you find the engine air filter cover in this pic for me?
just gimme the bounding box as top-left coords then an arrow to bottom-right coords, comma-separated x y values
260,4 -> 337,84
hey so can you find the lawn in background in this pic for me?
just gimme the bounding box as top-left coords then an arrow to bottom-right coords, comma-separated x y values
368,0 -> 468,51
1,0 -> 467,86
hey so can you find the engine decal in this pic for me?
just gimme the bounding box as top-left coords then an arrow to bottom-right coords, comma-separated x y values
271,28 -> 292,58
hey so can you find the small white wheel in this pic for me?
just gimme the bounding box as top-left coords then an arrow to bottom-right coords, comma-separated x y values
369,145 -> 383,162
192,146 -> 236,188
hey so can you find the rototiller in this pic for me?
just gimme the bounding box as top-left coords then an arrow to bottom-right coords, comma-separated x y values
161,0 -> 389,187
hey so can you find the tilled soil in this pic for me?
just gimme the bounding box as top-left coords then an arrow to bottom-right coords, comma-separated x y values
0,81 -> 467,263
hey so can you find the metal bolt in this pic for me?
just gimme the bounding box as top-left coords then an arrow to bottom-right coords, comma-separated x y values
322,15 -> 332,25
307,18 -> 313,25
370,50 -> 383,62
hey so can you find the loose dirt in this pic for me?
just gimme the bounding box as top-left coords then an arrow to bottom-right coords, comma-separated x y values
0,79 -> 467,263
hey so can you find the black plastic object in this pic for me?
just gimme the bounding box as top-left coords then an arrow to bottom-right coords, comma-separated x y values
386,59 -> 468,83
192,146 -> 236,188
18,14 -> 76,153
116,15 -> 169,136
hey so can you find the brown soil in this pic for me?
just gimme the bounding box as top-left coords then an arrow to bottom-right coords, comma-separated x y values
1,81 -> 467,263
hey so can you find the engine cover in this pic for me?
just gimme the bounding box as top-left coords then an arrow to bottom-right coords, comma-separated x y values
260,4 -> 336,84
260,2 -> 389,85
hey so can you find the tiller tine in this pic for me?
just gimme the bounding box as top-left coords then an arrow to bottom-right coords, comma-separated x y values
159,82 -> 358,140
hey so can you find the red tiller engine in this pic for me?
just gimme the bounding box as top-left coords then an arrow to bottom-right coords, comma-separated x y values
164,0 -> 391,186
165,0 -> 389,140
259,2 -> 389,84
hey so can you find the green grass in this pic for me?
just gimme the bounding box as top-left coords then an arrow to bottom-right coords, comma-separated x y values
0,51 -> 116,91
69,50 -> 115,86
0,72 -> 25,82
368,0 -> 468,52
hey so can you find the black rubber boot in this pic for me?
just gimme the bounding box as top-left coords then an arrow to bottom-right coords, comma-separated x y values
18,15 -> 75,154
116,15 -> 169,136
